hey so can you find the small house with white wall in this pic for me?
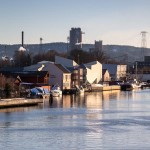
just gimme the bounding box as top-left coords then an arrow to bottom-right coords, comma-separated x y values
55,56 -> 78,67
102,64 -> 127,81
24,61 -> 71,90
102,69 -> 110,82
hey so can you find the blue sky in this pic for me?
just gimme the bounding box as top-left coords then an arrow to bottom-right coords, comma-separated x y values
0,0 -> 150,47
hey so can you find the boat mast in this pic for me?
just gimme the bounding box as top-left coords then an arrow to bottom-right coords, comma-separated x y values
135,61 -> 138,81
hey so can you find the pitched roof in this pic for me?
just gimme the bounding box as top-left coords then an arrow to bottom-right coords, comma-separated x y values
0,67 -> 24,72
102,69 -> 108,75
55,56 -> 78,67
55,64 -> 70,73
102,64 -> 117,74
13,71 -> 49,77
1,71 -> 49,78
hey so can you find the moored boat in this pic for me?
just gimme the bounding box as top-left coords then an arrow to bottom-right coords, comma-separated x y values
121,79 -> 141,91
50,84 -> 62,97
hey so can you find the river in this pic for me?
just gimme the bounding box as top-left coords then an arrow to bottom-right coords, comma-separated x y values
0,89 -> 150,150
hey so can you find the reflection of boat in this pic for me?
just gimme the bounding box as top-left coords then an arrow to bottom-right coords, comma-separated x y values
50,85 -> 62,97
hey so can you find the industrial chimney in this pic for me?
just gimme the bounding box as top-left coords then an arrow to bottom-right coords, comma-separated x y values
22,31 -> 24,47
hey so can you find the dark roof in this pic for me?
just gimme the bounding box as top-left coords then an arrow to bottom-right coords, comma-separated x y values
13,71 -> 49,77
55,64 -> 70,73
102,69 -> 107,75
80,64 -> 87,69
0,67 -> 24,72
67,66 -> 80,72
1,71 -> 49,78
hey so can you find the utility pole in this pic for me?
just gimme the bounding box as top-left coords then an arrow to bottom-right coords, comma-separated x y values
135,61 -> 138,81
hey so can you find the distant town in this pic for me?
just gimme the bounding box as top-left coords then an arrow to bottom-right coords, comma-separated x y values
0,27 -> 150,99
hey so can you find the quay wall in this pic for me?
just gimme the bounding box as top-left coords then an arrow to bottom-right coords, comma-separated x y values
89,85 -> 120,92
0,98 -> 43,108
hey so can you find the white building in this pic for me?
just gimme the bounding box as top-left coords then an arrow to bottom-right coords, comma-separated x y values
55,56 -> 78,67
24,61 -> 71,90
102,64 -> 127,80
81,61 -> 102,84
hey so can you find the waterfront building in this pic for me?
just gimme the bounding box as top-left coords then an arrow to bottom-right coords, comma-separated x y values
67,66 -> 83,87
24,61 -> 71,90
102,64 -> 127,81
69,27 -> 82,50
80,61 -> 102,84
55,55 -> 78,67
102,69 -> 110,82
55,56 -> 103,86
55,56 -> 83,87
144,56 -> 150,62
132,60 -> 150,81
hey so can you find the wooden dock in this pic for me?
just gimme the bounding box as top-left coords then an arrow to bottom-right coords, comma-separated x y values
0,98 -> 43,108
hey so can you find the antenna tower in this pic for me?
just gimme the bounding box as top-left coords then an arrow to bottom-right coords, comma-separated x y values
141,31 -> 148,48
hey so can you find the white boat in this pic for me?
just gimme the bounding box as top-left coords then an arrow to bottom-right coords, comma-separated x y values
129,79 -> 141,89
50,85 -> 62,97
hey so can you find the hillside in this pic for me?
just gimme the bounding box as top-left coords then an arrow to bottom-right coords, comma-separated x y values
0,43 -> 150,63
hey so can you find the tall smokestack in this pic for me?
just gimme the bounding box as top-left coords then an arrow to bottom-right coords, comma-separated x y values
22,31 -> 24,47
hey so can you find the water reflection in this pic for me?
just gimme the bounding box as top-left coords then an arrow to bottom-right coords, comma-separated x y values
0,89 -> 150,150
0,89 -> 149,113
0,106 -> 39,113
44,90 -> 122,109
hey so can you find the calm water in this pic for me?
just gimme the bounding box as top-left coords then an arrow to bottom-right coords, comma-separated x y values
0,89 -> 150,150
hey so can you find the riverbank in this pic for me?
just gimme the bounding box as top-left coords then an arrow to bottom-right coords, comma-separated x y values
89,85 -> 120,92
0,98 -> 43,108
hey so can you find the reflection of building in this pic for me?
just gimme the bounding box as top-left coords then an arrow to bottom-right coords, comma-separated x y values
70,28 -> 82,50
86,93 -> 102,109
63,95 -> 72,108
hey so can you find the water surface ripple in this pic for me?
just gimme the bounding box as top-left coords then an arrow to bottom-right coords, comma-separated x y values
0,89 -> 150,149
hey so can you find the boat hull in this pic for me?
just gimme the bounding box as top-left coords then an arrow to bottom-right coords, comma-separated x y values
50,90 -> 62,97
121,84 -> 133,91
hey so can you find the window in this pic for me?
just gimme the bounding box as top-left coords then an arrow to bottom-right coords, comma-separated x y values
65,75 -> 68,81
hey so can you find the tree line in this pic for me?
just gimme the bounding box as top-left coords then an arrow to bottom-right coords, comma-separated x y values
0,47 -> 118,68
